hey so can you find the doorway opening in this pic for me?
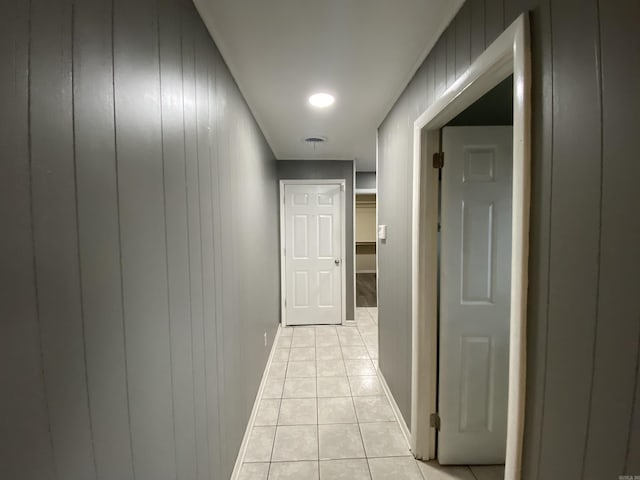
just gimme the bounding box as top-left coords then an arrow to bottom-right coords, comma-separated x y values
356,192 -> 377,307
434,75 -> 513,475
410,14 -> 530,480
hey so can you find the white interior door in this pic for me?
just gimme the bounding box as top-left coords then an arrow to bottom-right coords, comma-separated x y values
283,183 -> 342,326
438,126 -> 513,464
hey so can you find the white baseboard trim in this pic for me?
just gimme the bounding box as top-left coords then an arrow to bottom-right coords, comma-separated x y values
377,368 -> 413,450
230,325 -> 282,480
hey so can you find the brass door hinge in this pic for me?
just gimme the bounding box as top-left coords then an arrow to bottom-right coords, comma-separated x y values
432,152 -> 444,169
430,412 -> 441,430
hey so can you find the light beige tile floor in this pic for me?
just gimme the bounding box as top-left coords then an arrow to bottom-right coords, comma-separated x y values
239,307 -> 505,480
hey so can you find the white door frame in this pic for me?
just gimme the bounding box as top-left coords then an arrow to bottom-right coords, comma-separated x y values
280,179 -> 347,327
410,14 -> 530,480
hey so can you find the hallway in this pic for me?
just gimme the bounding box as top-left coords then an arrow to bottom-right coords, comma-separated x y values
238,309 -> 504,480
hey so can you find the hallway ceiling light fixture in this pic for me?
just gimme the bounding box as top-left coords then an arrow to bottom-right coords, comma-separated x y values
308,92 -> 335,108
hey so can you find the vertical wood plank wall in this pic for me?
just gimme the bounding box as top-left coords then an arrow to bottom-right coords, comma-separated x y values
0,0 -> 280,478
377,0 -> 640,478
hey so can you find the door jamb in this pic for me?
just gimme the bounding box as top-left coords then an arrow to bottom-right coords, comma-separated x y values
410,14 -> 530,479
279,179 -> 347,327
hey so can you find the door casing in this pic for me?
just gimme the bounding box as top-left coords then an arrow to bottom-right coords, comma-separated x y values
408,14 -> 531,480
279,179 -> 347,327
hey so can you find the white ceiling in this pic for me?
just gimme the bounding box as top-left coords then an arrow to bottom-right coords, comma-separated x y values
193,0 -> 463,171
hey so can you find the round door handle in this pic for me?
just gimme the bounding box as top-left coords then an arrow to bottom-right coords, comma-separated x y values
334,259 -> 340,266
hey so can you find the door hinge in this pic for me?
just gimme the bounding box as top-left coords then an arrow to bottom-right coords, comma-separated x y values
432,151 -> 444,169
430,412 -> 441,430
284,298 -> 287,308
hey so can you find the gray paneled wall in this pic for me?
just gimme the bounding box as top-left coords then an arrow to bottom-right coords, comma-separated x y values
356,171 -> 376,190
278,160 -> 355,320
377,0 -> 640,478
0,0 -> 280,478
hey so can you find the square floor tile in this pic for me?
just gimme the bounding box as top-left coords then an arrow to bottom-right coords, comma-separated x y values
356,317 -> 376,327
318,424 -> 365,460
316,336 -> 340,347
293,326 -> 316,336
359,422 -> 410,458
336,328 -> 360,339
269,362 -> 288,379
469,465 -> 505,480
320,459 -> 371,480
361,334 -> 378,349
368,457 -> 422,480
339,335 -> 365,346
278,398 -> 317,425
341,345 -> 370,359
318,397 -> 357,424
366,346 -> 378,360
263,377 -> 285,399
244,426 -> 276,462
357,326 -> 377,337
292,336 -> 315,347
280,326 -> 294,337
353,396 -> 395,422
239,462 -> 269,480
415,461 -> 476,480
317,359 -> 347,377
316,326 -> 337,336
255,399 -> 281,426
286,361 -> 316,377
317,346 -> 342,360
317,377 -> 351,398
268,461 -> 319,480
272,425 -> 318,462
345,359 -> 376,376
289,347 -> 316,361
283,377 -> 317,398
273,349 -> 290,362
277,336 -> 292,348
348,376 -> 383,396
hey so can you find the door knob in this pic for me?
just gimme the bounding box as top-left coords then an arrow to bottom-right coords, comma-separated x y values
334,259 -> 340,266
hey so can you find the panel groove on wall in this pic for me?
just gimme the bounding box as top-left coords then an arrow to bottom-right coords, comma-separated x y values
179,6 -> 210,479
30,0 -> 97,477
70,5 -> 101,472
0,0 -> 58,477
110,0 -> 138,473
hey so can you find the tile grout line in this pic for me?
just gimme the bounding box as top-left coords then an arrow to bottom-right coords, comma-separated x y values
265,327 -> 293,477
315,329 -> 320,479
342,321 -> 374,480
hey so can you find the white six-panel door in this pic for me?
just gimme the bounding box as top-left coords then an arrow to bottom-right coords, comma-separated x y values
283,183 -> 342,326
438,126 -> 513,464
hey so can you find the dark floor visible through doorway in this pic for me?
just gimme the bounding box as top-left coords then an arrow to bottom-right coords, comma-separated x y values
356,273 -> 377,307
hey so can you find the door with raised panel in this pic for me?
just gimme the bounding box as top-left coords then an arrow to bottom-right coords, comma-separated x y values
438,126 -> 512,464
283,183 -> 342,326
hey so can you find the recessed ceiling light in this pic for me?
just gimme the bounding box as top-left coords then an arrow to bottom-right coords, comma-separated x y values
309,92 -> 335,108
